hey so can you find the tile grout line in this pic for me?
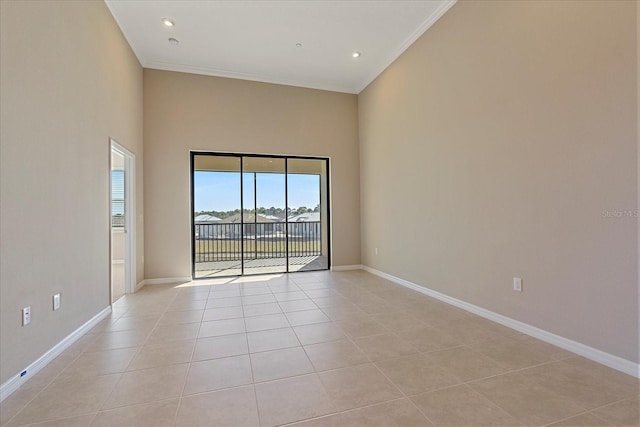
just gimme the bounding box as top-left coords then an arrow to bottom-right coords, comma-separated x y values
244,285 -> 264,427
171,285 -> 208,427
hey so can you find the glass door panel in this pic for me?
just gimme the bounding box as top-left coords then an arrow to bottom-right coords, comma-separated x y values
287,158 -> 329,271
242,157 -> 287,275
192,155 -> 242,278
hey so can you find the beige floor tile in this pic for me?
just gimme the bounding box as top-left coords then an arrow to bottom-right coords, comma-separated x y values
288,413 -> 345,427
563,357 -> 640,397
510,333 -> 575,360
412,309 -> 470,329
312,296 -> 354,309
304,339 -> 370,372
285,309 -> 331,326
440,319 -> 504,345
242,294 -> 277,305
250,347 -> 314,382
202,306 -> 243,321
85,330 -> 148,352
102,364 -> 188,409
336,317 -> 387,339
126,340 -> 194,371
520,360 -> 635,410
318,363 -> 402,411
547,412 -> 613,426
5,271 -> 637,427
354,300 -> 394,315
320,305 -> 366,321
157,309 -> 204,325
375,354 -> 462,396
211,288 -> 241,298
242,302 -> 283,317
90,399 -> 179,427
255,374 -> 336,427
198,318 -> 246,338
470,372 -> 586,425
168,299 -> 206,311
145,323 -> 200,345
1,393 -> 31,426
304,289 -> 341,299
353,333 -> 418,361
273,291 -> 308,301
172,292 -> 209,303
184,355 -> 253,395
108,317 -> 157,333
175,386 -> 259,427
204,297 -> 242,309
57,348 -> 137,380
247,327 -> 300,353
592,397 -> 640,426
472,336 -> 554,370
425,346 -> 508,381
411,384 -> 522,426
396,326 -> 461,353
240,287 -> 271,296
294,322 -> 347,345
19,413 -> 96,426
370,311 -> 425,331
268,283 -> 301,293
244,313 -> 289,332
7,375 -> 120,426
192,333 -> 248,361
279,299 -> 319,313
340,399 -> 434,426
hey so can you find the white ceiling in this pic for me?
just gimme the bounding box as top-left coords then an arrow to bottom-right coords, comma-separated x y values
105,0 -> 456,94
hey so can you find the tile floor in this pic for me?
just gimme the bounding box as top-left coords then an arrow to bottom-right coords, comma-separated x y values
1,270 -> 638,426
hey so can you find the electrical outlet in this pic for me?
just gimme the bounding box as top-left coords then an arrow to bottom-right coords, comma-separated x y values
53,293 -> 61,311
513,277 -> 523,292
22,307 -> 31,326
374,247 -> 379,255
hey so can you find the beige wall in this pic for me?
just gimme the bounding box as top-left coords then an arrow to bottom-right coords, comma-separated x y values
143,70 -> 360,279
0,0 -> 143,383
359,0 -> 638,363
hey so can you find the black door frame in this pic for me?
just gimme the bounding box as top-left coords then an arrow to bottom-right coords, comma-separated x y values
190,151 -> 331,279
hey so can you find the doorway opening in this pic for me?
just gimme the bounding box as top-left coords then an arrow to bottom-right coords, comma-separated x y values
110,140 -> 136,302
191,153 -> 330,278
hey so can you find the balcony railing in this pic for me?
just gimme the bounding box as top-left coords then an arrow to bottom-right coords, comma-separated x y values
195,221 -> 321,262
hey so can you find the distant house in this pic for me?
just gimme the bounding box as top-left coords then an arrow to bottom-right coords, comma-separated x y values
194,214 -> 221,223
288,212 -> 320,238
220,213 -> 276,224
220,213 -> 279,236
194,214 -> 221,239
288,212 -> 320,222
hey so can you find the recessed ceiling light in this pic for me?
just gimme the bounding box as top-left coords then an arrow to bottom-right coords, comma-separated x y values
352,51 -> 361,59
168,38 -> 179,45
162,18 -> 175,27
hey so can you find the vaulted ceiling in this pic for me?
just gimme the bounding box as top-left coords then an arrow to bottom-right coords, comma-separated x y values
105,0 -> 456,94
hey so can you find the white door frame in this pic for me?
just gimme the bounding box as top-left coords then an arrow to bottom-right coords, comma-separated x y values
110,139 -> 136,296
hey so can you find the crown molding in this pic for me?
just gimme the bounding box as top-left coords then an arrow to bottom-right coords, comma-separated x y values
356,0 -> 457,93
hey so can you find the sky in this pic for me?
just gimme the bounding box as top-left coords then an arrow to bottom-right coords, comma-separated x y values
194,171 -> 320,212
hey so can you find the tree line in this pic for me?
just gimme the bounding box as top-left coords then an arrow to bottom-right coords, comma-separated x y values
197,204 -> 319,219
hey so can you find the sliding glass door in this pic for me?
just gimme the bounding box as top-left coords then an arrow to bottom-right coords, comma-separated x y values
191,153 -> 330,278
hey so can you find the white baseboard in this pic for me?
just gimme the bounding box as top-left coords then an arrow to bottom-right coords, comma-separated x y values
331,264 -> 363,271
140,277 -> 192,286
135,280 -> 146,292
362,265 -> 640,379
0,306 -> 112,402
